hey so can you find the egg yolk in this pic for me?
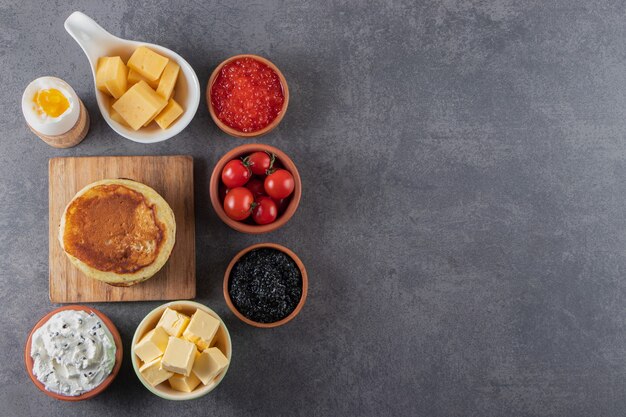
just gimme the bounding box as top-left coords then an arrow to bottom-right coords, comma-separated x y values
34,89 -> 69,117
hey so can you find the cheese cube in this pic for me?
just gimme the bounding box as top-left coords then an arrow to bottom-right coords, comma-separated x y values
109,104 -> 129,127
192,347 -> 229,385
168,372 -> 201,393
127,46 -> 169,81
154,98 -> 184,130
139,357 -> 173,387
95,57 -> 112,94
156,60 -> 180,100
161,337 -> 196,376
127,68 -> 159,89
112,81 -> 167,130
156,307 -> 190,337
183,309 -> 220,350
95,56 -> 127,99
134,327 -> 169,363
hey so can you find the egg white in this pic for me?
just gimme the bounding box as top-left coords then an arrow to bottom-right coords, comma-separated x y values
22,77 -> 80,136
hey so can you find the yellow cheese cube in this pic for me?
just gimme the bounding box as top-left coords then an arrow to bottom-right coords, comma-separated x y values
156,60 -> 180,100
104,59 -> 128,99
109,104 -> 129,127
154,98 -> 184,130
161,336 -> 196,376
95,57 -> 113,94
156,307 -> 190,337
112,81 -> 167,130
168,372 -> 201,393
128,68 -> 159,89
192,347 -> 229,385
142,95 -> 176,128
127,46 -> 169,81
134,327 -> 169,363
139,357 -> 174,387
95,56 -> 127,99
183,309 -> 220,351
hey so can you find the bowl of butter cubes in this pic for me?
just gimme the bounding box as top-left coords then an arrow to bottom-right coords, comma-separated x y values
131,300 -> 232,400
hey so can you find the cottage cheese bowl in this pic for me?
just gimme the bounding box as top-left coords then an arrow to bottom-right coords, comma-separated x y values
24,306 -> 123,401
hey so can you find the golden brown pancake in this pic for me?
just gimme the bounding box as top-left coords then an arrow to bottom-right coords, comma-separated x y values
59,179 -> 176,286
63,184 -> 164,273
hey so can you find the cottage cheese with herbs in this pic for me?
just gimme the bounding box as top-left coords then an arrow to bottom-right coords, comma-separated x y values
30,310 -> 116,396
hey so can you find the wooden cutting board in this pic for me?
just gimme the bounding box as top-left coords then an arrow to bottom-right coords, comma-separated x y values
49,155 -> 195,303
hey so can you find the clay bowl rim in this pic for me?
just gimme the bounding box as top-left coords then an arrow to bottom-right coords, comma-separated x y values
24,305 -> 123,401
223,242 -> 308,328
206,54 -> 289,138
209,143 -> 302,234
131,300 -> 232,401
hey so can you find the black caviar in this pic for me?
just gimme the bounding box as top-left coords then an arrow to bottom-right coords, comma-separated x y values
229,248 -> 302,323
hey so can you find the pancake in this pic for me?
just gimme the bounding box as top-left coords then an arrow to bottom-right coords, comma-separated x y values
59,179 -> 176,286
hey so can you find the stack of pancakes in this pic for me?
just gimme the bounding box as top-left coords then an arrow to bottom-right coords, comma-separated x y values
59,179 -> 176,286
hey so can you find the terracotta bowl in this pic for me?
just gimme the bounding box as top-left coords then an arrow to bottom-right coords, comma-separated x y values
224,243 -> 308,328
131,300 -> 232,401
209,143 -> 302,234
24,305 -> 123,401
206,54 -> 289,138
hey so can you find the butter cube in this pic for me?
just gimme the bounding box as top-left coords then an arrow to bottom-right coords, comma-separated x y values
192,347 -> 229,385
156,60 -> 180,100
127,68 -> 159,89
112,81 -> 167,130
168,372 -> 201,393
95,56 -> 127,99
134,327 -> 169,363
161,336 -> 196,376
109,104 -> 129,127
183,309 -> 220,351
156,307 -> 190,337
139,357 -> 174,387
154,98 -> 183,130
127,46 -> 169,81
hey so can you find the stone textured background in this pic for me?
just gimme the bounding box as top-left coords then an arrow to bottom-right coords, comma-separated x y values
2,1 -> 626,416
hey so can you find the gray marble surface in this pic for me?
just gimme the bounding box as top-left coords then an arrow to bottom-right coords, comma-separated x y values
2,0 -> 626,416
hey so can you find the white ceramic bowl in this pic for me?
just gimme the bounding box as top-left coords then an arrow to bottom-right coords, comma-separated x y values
131,301 -> 232,400
64,12 -> 200,144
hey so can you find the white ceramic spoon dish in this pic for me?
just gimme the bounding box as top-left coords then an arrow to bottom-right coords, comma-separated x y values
64,11 -> 200,144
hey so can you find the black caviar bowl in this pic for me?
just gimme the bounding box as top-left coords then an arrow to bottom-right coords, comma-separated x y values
223,243 -> 308,328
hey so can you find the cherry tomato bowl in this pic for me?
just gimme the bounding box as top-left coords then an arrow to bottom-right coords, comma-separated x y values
209,143 -> 301,234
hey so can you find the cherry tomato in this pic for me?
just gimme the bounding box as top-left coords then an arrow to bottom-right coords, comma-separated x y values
221,159 -> 251,188
223,187 -> 254,221
245,178 -> 265,197
252,196 -> 278,225
274,197 -> 290,214
264,169 -> 294,199
246,151 -> 274,176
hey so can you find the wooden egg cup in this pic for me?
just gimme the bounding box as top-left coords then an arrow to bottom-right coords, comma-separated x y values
28,99 -> 90,148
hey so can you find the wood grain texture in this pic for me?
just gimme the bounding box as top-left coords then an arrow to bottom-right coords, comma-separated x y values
49,155 -> 195,302
30,99 -> 90,148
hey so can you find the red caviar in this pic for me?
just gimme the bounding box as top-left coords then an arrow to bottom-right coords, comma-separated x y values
211,57 -> 285,133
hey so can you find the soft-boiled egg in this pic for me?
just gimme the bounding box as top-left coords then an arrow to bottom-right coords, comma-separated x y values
22,77 -> 80,136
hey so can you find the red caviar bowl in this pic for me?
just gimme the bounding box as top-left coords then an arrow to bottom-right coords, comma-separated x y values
209,143 -> 301,234
24,305 -> 123,401
223,243 -> 308,328
207,54 -> 289,138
